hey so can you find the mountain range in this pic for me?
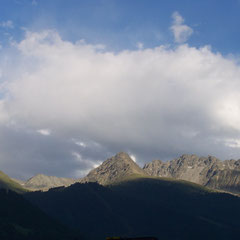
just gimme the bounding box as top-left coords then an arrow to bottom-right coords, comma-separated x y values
143,154 -> 240,194
24,153 -> 240,240
1,152 -> 240,239
11,152 -> 240,195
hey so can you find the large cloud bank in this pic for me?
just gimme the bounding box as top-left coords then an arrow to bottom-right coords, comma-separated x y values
1,30 -> 240,179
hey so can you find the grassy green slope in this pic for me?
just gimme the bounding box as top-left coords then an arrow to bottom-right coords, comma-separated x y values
0,171 -> 27,193
26,175 -> 240,240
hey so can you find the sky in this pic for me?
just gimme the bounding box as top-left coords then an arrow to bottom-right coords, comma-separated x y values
1,0 -> 240,179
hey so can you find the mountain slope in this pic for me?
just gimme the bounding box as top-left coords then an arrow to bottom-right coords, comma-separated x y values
24,152 -> 240,240
143,154 -> 240,194
25,177 -> 240,240
206,169 -> 240,193
25,182 -> 132,240
22,174 -> 77,191
81,152 -> 147,185
0,171 -> 27,193
0,188 -> 82,240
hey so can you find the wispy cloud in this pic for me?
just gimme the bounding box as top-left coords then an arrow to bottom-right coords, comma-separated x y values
136,42 -> 144,50
170,12 -> 193,43
37,129 -> 51,136
0,20 -> 14,29
75,141 -> 87,148
130,154 -> 137,162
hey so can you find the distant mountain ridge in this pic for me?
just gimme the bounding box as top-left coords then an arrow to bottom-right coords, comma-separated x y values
21,174 -> 77,191
4,152 -> 240,194
143,154 -> 240,194
10,174 -> 78,191
5,152 -> 147,191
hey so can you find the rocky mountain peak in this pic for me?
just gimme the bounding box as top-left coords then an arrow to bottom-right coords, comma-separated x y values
23,174 -> 76,191
180,154 -> 198,159
81,152 -> 147,185
115,151 -> 131,158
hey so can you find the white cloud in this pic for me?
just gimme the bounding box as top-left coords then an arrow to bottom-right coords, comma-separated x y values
170,12 -> 193,43
72,151 -> 82,160
136,42 -> 144,50
1,30 -> 240,177
74,141 -> 87,148
0,20 -> 14,29
93,162 -> 102,168
215,97 -> 240,131
72,151 -> 103,176
73,169 -> 90,178
37,129 -> 51,136
130,154 -> 137,162
224,138 -> 240,148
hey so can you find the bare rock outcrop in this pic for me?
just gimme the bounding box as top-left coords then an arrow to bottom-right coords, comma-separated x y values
81,152 -> 147,185
22,174 -> 77,191
143,154 -> 240,194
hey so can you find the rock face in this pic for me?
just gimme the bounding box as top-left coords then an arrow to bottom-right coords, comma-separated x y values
81,152 -> 147,185
143,154 -> 220,185
143,154 -> 240,194
22,174 -> 77,191
206,169 -> 240,193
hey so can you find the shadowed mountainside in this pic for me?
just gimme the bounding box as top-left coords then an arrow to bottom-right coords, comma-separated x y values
0,188 -> 82,240
24,153 -> 240,240
25,177 -> 240,240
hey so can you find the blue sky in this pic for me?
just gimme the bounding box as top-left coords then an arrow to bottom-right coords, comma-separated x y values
1,1 -> 240,179
0,0 -> 240,53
